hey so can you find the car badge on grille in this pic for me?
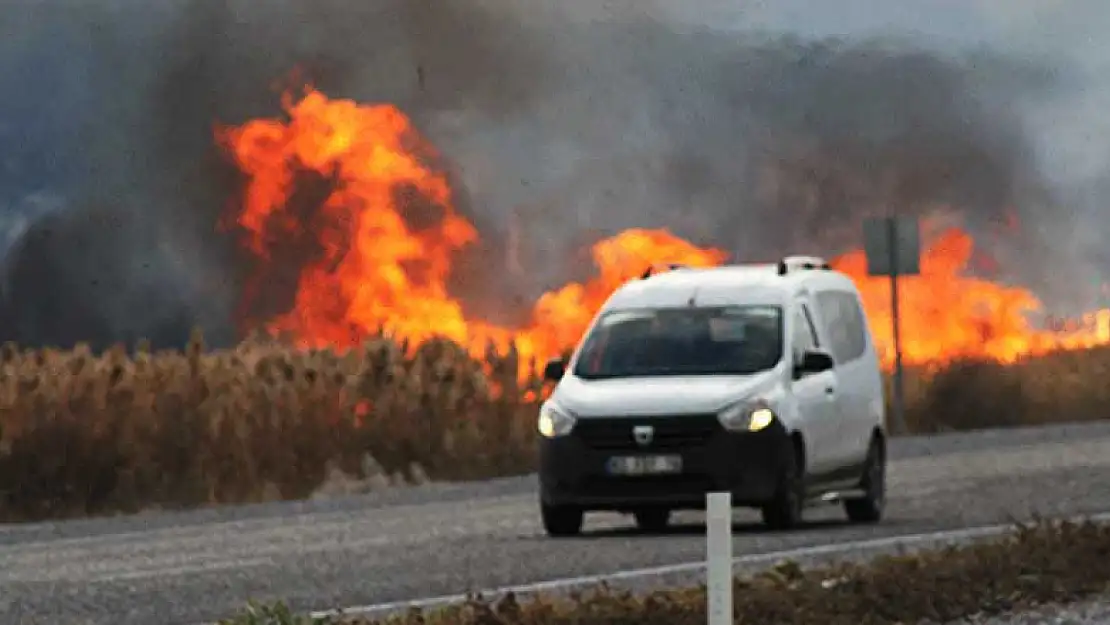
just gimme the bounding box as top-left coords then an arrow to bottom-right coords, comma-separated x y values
632,425 -> 654,446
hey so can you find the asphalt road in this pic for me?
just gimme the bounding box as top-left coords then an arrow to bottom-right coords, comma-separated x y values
5,421 -> 1110,625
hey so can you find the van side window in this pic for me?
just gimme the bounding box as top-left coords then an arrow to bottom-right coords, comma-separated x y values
817,291 -> 867,363
791,303 -> 819,360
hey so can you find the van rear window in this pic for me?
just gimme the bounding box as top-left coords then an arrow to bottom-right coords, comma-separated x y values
815,290 -> 868,363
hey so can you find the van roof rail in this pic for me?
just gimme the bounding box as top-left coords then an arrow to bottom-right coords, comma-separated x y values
639,262 -> 691,280
777,255 -> 831,276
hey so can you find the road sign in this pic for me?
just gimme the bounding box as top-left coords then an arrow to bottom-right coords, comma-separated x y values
861,216 -> 922,436
863,217 -> 921,276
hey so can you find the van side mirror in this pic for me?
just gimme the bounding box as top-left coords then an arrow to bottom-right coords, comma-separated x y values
793,349 -> 834,378
542,357 -> 566,382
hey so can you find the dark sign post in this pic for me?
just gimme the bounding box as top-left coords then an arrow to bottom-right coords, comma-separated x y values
862,217 -> 920,436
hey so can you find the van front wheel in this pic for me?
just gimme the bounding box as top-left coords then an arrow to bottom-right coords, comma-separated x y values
761,441 -> 805,530
541,503 -> 584,537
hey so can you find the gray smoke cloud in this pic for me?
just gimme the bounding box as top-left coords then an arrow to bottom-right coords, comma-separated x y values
0,0 -> 1107,350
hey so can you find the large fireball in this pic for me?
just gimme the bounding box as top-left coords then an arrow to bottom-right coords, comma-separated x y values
219,87 -> 1110,374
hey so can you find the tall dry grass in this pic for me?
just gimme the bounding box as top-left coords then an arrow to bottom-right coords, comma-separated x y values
0,330 -> 541,521
899,345 -> 1110,433
1,330 -> 1107,522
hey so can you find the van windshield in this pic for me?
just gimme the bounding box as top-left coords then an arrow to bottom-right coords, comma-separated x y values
572,305 -> 784,380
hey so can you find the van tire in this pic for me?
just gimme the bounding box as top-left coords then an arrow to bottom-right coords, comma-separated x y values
541,503 -> 584,537
761,439 -> 805,530
844,435 -> 885,523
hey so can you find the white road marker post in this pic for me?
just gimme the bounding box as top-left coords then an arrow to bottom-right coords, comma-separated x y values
706,492 -> 733,625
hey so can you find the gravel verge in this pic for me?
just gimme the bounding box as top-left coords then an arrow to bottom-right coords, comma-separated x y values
219,519 -> 1110,625
947,597 -> 1110,625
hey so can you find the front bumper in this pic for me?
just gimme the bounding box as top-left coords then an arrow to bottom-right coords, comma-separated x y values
538,414 -> 790,511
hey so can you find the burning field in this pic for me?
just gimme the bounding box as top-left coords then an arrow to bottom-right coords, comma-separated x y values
218,86 -> 1110,373
4,82 -> 1110,522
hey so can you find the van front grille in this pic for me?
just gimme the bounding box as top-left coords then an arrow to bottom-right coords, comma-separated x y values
573,415 -> 722,451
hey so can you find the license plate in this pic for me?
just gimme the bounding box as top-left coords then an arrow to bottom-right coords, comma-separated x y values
606,454 -> 683,476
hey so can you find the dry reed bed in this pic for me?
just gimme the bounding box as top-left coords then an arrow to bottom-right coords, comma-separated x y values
1,331 -> 1108,522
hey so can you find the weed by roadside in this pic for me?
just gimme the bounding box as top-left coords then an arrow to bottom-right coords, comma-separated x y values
220,519 -> 1110,625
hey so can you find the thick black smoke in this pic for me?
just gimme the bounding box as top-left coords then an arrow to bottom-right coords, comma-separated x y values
0,0 -> 1105,350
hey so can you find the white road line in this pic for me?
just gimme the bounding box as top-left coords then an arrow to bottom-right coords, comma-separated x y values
308,511 -> 1110,620
2,556 -> 280,585
91,558 -> 279,583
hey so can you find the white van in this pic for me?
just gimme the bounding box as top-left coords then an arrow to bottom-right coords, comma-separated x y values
536,256 -> 887,537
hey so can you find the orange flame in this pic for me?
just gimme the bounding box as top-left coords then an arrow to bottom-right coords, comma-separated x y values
218,87 -> 722,370
219,87 -> 1110,375
832,228 -> 1110,367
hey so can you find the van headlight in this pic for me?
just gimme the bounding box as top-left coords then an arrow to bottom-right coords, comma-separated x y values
538,402 -> 577,438
718,401 -> 776,432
